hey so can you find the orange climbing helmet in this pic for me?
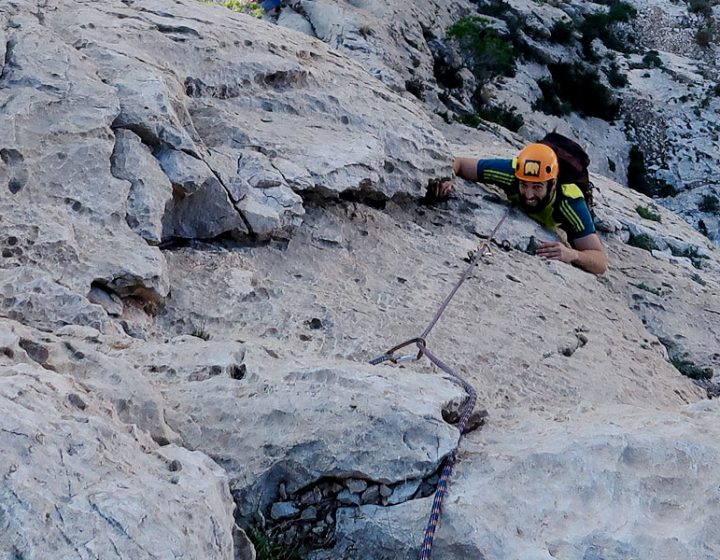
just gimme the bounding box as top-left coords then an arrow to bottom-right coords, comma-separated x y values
514,143 -> 559,182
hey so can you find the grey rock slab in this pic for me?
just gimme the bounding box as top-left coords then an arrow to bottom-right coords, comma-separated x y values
160,357 -> 465,519
337,490 -> 362,506
319,404 -> 720,560
0,16 -> 170,300
87,284 -> 124,316
111,129 -> 174,245
157,148 -> 250,239
271,501 -> 300,520
161,247 -> 258,327
122,336 -> 247,383
24,0 -> 457,253
386,479 -> 421,506
0,267 -> 110,333
1,318 -> 179,446
345,478 -> 368,494
0,359 -> 234,560
308,501 -> 429,560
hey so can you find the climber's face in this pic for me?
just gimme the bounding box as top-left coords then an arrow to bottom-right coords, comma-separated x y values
518,179 -> 554,211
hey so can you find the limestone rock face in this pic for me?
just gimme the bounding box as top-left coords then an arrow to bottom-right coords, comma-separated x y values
0,13 -> 169,301
0,267 -> 110,333
1,1 -> 720,559
156,357 -> 465,517
0,332 -> 235,560
317,403 -> 720,560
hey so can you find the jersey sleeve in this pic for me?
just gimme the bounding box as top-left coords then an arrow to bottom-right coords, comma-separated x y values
476,159 -> 516,195
558,191 -> 596,242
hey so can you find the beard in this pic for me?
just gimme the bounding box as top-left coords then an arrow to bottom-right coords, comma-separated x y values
518,187 -> 554,213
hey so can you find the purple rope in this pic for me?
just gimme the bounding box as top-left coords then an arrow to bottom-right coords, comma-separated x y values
368,209 -> 509,559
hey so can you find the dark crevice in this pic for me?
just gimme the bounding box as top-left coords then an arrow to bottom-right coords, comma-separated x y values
18,339 -> 50,367
0,38 -> 17,85
158,231 -> 285,253
209,165 -> 256,237
235,464 -> 452,554
111,122 -> 162,150
155,23 -> 200,37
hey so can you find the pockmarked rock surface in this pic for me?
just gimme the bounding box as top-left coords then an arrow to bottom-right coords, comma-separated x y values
0,320 -> 235,560
1,1 -> 720,559
152,356 -> 466,518
317,403 -> 720,560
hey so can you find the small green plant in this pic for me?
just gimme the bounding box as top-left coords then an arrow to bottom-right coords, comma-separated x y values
671,246 -> 708,269
691,272 -> 707,286
405,78 -> 425,100
358,24 -> 373,38
249,527 -> 303,560
698,219 -> 710,237
632,282 -> 661,295
699,194 -> 719,213
628,233 -> 659,252
191,323 -> 211,341
203,0 -> 265,17
671,356 -> 713,380
636,205 -> 662,222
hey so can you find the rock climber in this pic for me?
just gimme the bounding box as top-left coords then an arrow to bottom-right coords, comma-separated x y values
427,142 -> 608,275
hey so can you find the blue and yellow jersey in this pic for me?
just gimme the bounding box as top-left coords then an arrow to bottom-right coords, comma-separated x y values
476,158 -> 595,243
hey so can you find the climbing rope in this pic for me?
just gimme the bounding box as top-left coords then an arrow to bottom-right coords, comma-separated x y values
369,208 -> 511,560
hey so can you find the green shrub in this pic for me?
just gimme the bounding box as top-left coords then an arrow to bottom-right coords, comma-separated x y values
655,180 -> 679,197
642,50 -> 663,68
478,103 -> 525,131
688,0 -> 713,18
533,78 -> 572,115
696,27 -> 714,48
698,220 -> 710,237
627,145 -> 651,195
447,16 -> 517,83
474,0 -> 515,19
606,61 -> 628,87
579,1 -> 638,55
636,205 -> 662,222
405,79 -> 425,100
671,356 -> 713,380
628,233 -> 659,251
542,63 -> 621,120
456,103 -> 524,132
550,20 -> 576,43
607,0 -> 637,22
699,194 -> 719,213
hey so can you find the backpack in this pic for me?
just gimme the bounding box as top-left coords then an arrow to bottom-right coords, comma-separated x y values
539,131 -> 595,208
